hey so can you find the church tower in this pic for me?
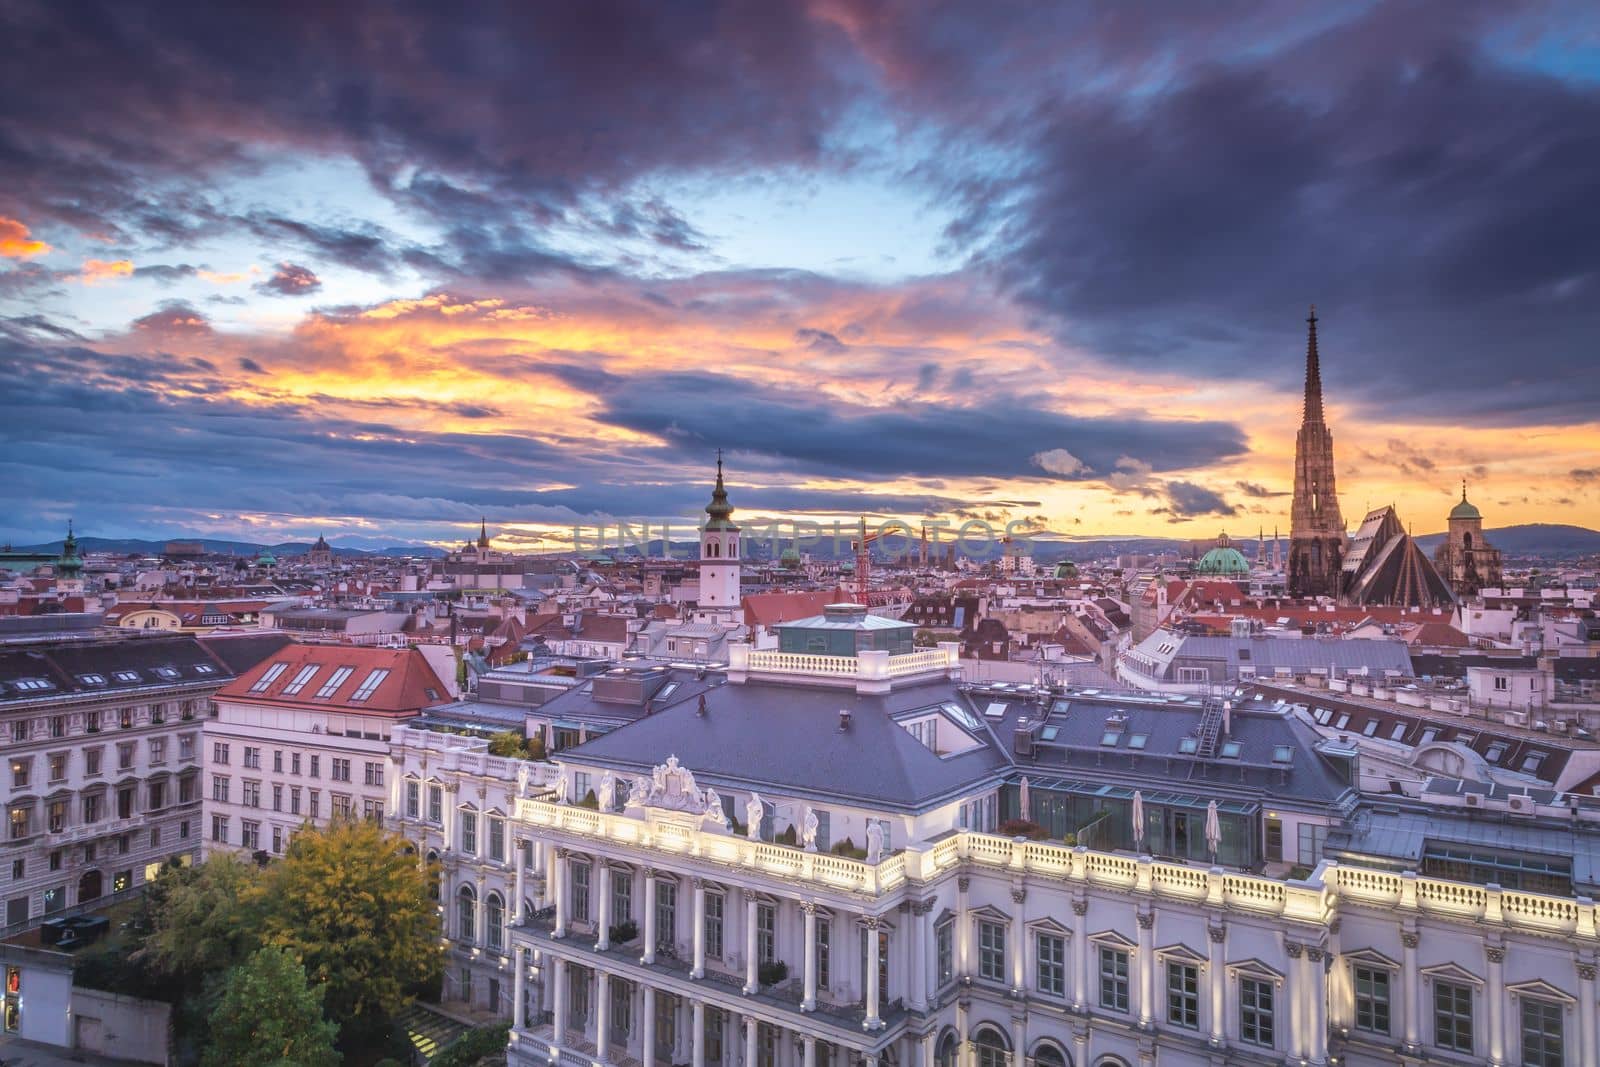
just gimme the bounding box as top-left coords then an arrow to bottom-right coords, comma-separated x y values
698,453 -> 741,616
1287,307 -> 1346,597
1435,481 -> 1501,597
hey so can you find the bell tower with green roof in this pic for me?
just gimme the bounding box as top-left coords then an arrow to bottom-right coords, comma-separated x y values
698,451 -> 742,616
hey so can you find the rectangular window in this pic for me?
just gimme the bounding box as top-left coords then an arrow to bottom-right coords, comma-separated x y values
1167,961 -> 1200,1030
1354,966 -> 1391,1035
85,748 -> 101,776
704,891 -> 724,959
82,793 -> 101,823
241,820 -> 260,850
655,880 -> 676,952
1240,978 -> 1275,1048
309,790 -> 320,818
460,811 -> 478,854
817,916 -> 832,988
609,975 -> 633,1040
242,780 -> 261,808
48,753 -> 66,782
936,918 -> 954,985
1434,981 -> 1473,1053
9,721 -> 25,742
290,786 -> 302,815
331,758 -> 351,782
211,815 -> 228,843
612,869 -> 632,925
1036,933 -> 1065,997
1297,823 -> 1328,867
211,775 -> 230,803
1521,998 -> 1563,1067
978,920 -> 1006,982
212,742 -> 229,765
291,752 -> 301,775
349,669 -> 389,702
118,742 -> 134,771
272,785 -> 283,812
9,759 -> 28,789
310,755 -> 320,778
146,780 -> 164,810
281,665 -> 319,695
488,815 -> 505,862
654,989 -> 677,1056
428,785 -> 442,823
570,861 -> 590,923
756,902 -> 775,965
116,787 -> 134,819
148,739 -> 165,764
245,746 -> 263,769
1265,818 -> 1283,863
314,666 -> 354,698
363,761 -> 383,786
1099,946 -> 1130,1013
405,781 -> 420,819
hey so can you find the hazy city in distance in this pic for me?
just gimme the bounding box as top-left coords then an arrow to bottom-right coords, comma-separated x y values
2,4 -> 1599,1067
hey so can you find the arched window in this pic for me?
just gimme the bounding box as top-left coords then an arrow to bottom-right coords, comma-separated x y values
457,884 -> 477,943
486,891 -> 505,952
935,1033 -> 958,1067
426,850 -> 441,901
1033,1042 -> 1069,1067
973,1025 -> 1009,1067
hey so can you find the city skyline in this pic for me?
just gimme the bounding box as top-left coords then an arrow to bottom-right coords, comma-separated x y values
4,2 -> 1600,548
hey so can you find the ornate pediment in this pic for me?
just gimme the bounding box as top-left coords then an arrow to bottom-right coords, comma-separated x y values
624,755 -> 727,827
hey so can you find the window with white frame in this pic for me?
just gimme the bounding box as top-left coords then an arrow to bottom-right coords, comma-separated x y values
1433,980 -> 1473,1053
1240,977 -> 1275,1048
1520,997 -> 1563,1067
1167,961 -> 1199,1029
1354,965 -> 1391,1035
978,919 -> 1006,982
1099,946 -> 1130,1012
1036,932 -> 1065,997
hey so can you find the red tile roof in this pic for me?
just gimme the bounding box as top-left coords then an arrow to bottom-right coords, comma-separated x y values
217,644 -> 448,715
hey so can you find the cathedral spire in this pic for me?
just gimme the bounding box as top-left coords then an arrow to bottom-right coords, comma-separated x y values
1303,304 -> 1324,424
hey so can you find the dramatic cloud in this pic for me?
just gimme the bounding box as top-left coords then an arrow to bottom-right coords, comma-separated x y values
256,263 -> 323,297
1031,449 -> 1089,477
77,259 -> 134,284
0,217 -> 49,259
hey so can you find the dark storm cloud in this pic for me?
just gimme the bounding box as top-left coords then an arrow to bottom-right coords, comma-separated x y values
1235,481 -> 1288,499
256,263 -> 323,297
1158,482 -> 1240,520
960,3 -> 1600,424
0,1 -> 857,238
548,367 -> 1248,480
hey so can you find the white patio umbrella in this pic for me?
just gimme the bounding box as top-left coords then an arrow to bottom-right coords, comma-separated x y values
1019,777 -> 1031,822
1205,799 -> 1222,860
1131,790 -> 1146,852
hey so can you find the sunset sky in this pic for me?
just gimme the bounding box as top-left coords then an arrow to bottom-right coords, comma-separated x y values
2,1 -> 1598,550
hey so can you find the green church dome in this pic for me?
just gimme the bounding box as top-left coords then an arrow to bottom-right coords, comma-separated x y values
1449,482 -> 1481,521
1195,546 -> 1250,576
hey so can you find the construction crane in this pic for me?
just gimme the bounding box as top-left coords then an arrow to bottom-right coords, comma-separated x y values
851,516 -> 878,603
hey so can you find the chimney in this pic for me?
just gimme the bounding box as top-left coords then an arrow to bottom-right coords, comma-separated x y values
838,709 -> 853,732
1223,699 -> 1232,737
695,695 -> 706,717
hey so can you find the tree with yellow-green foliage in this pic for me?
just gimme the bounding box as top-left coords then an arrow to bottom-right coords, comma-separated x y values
249,817 -> 443,1024
204,946 -> 341,1067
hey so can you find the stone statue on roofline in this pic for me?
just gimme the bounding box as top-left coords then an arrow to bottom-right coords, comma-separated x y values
554,773 -> 569,805
515,762 -> 530,798
702,788 -> 728,830
745,793 -> 764,840
598,770 -> 615,813
802,807 -> 819,852
866,820 -> 884,864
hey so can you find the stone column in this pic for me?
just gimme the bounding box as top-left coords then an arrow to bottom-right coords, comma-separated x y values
1009,888 -> 1027,993
1207,923 -> 1226,1048
692,878 -> 707,979
594,970 -> 610,1063
597,863 -> 613,950
1306,945 -> 1328,1066
1401,929 -> 1420,1052
1135,910 -> 1154,1029
802,1036 -> 816,1067
801,901 -> 819,1011
552,957 -> 568,1047
553,848 -> 569,938
1284,942 -> 1305,1061
513,947 -> 527,1029
864,917 -> 883,1030
691,1000 -> 706,1067
475,876 -> 487,948
745,895 -> 761,993
514,843 -> 527,925
956,876 -> 972,976
909,898 -> 930,1010
1578,961 -> 1598,1067
643,867 -> 658,964
744,1014 -> 759,1067
642,984 -> 657,1067
1010,1015 -> 1026,1067
1487,944 -> 1506,1066
1070,899 -> 1088,1011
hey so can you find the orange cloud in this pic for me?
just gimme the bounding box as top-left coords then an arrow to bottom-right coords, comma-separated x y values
198,268 -> 249,284
0,216 -> 50,259
79,258 -> 135,284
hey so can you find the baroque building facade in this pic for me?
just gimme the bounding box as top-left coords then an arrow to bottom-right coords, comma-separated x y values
456,615 -> 1600,1067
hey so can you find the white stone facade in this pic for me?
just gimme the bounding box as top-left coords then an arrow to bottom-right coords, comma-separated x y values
498,790 -> 1599,1067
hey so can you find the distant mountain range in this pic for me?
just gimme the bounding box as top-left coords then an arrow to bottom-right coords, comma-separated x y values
10,523 -> 1597,565
8,536 -> 448,559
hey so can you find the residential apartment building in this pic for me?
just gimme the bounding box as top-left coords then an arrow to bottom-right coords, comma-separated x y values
0,634 -> 265,931
204,644 -> 447,856
486,606 -> 1600,1067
